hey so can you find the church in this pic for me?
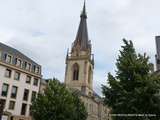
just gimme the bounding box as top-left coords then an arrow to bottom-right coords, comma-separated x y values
64,2 -> 111,120
0,1 -> 111,120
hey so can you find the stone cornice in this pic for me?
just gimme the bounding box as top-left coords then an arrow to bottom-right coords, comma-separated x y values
0,61 -> 42,78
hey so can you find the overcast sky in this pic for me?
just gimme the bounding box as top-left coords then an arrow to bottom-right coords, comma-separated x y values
0,0 -> 159,95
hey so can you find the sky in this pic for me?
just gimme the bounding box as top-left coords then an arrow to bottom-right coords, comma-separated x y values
0,0 -> 159,95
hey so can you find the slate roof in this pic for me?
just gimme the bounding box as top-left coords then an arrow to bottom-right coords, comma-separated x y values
72,1 -> 91,51
0,42 -> 40,66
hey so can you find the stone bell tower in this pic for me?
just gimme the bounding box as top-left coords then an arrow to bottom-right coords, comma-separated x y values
64,2 -> 94,96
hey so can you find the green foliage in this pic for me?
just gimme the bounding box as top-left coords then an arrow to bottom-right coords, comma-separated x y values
31,78 -> 87,120
102,39 -> 160,120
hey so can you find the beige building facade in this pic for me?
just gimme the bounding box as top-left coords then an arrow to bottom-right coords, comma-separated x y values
0,42 -> 42,120
64,2 -> 111,120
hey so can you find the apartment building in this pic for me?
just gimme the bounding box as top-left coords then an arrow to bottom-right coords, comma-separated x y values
0,42 -> 42,120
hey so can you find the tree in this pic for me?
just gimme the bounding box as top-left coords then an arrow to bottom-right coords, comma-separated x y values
102,39 -> 160,120
31,78 -> 87,120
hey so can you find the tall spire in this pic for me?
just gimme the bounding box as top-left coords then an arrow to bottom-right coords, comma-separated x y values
81,0 -> 87,18
72,1 -> 91,51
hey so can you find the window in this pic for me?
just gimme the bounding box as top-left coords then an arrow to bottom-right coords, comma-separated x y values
33,65 -> 36,72
0,99 -> 6,112
27,63 -> 31,71
21,103 -> 27,115
88,66 -> 92,83
24,61 -> 27,68
26,76 -> 31,84
11,86 -> 18,99
23,89 -> 29,101
33,78 -> 39,86
31,91 -> 37,102
86,103 -> 88,111
89,104 -> 93,113
73,63 -> 79,80
6,54 -> 12,63
9,101 -> 15,110
5,69 -> 12,78
35,67 -> 40,74
15,58 -> 22,67
1,83 -> 9,97
0,51 -> 2,60
25,62 -> 31,71
34,66 -> 40,74
4,53 -> 7,59
29,105 -> 32,116
14,72 -> 20,80
81,86 -> 86,94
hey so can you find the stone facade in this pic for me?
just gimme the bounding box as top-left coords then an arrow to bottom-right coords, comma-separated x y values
64,2 -> 111,120
0,42 -> 42,120
65,53 -> 94,96
80,95 -> 111,120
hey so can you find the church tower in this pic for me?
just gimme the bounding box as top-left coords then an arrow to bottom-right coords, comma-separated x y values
65,2 -> 94,96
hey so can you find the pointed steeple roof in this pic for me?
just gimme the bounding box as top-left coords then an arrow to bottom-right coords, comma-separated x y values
72,1 -> 90,51
81,0 -> 87,18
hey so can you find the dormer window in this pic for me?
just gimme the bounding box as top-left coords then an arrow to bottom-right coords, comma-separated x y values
28,63 -> 31,71
35,67 -> 40,74
25,62 -> 31,71
33,65 -> 36,72
24,62 -> 27,68
33,65 -> 40,74
5,54 -> 12,63
15,58 -> 22,67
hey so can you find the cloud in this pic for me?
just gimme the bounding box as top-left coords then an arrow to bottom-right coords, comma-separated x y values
0,0 -> 159,95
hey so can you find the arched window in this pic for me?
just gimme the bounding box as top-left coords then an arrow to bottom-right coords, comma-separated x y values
73,63 -> 79,80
